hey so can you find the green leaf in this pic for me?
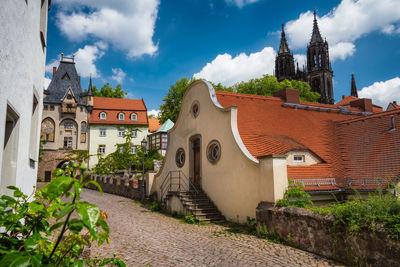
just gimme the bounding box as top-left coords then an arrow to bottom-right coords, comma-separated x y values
28,201 -> 45,214
24,233 -> 40,251
0,252 -> 30,267
49,221 -> 65,232
56,204 -> 74,220
47,176 -> 74,199
73,181 -> 82,201
1,195 -> 17,204
70,260 -> 84,267
98,232 -> 108,246
12,189 -> 23,198
75,202 -> 100,239
52,168 -> 64,178
68,218 -> 84,234
97,218 -> 109,233
85,180 -> 103,194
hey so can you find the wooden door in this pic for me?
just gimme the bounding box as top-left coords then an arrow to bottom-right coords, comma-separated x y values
193,139 -> 201,187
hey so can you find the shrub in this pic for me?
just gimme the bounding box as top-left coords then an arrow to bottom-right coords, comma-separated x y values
149,201 -> 161,212
184,214 -> 196,224
277,179 -> 313,208
0,161 -> 125,266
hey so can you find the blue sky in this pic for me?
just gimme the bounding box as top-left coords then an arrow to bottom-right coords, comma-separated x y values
45,0 -> 400,113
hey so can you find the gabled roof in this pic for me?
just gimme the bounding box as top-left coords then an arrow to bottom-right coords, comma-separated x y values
45,58 -> 86,105
89,97 -> 148,125
148,118 -> 161,132
156,119 -> 174,133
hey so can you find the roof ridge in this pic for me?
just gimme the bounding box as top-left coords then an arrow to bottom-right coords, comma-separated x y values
337,108 -> 400,124
216,91 -> 283,102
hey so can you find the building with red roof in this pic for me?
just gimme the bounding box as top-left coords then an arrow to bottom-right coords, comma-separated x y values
152,80 -> 400,222
88,97 -> 149,168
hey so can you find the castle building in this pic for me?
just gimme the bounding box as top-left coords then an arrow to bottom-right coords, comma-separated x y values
275,10 -> 334,104
38,55 -> 93,182
0,0 -> 50,196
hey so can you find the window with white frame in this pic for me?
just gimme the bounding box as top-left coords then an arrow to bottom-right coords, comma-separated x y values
293,155 -> 305,163
100,112 -> 106,120
132,129 -> 137,137
99,145 -> 105,154
131,113 -> 137,121
118,113 -> 125,120
119,146 -> 124,153
131,145 -> 137,154
99,128 -> 106,137
118,128 -> 125,137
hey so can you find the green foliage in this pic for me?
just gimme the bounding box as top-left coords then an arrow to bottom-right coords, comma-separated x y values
311,192 -> 400,239
91,83 -> 127,98
93,130 -> 163,174
149,201 -> 161,212
277,179 -> 313,208
184,214 -> 197,224
158,75 -> 320,124
159,77 -> 196,124
0,161 -> 125,266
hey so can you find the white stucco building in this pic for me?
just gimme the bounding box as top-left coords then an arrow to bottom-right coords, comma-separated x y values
88,97 -> 149,169
0,0 -> 50,196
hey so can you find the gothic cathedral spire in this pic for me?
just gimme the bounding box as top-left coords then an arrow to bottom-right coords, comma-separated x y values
306,8 -> 334,104
275,23 -> 295,82
351,73 -> 358,97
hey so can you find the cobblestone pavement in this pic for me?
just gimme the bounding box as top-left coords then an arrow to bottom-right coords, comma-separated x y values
82,189 -> 340,267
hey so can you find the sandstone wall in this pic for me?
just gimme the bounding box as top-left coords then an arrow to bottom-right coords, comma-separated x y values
256,203 -> 400,266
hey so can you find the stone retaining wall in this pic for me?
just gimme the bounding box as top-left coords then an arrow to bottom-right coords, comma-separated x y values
256,202 -> 400,266
87,171 -> 142,200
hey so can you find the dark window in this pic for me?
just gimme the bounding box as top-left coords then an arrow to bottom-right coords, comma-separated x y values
45,171 -> 51,182
64,137 -> 72,148
175,148 -> 185,168
44,104 -> 48,110
207,140 -> 221,163
64,119 -> 73,129
67,95 -> 72,100
50,105 -> 54,111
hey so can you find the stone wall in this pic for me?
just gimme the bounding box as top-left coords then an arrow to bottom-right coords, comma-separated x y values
256,202 -> 400,266
87,171 -> 142,200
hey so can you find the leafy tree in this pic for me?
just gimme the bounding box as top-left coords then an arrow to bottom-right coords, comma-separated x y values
91,83 -> 127,98
158,75 -> 320,123
158,77 -> 196,124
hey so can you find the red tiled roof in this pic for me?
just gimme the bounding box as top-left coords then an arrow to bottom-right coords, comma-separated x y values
335,95 -> 383,113
149,118 -> 161,132
215,91 -> 400,191
89,97 -> 148,125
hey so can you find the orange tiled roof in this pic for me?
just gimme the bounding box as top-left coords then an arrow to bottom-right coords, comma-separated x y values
335,95 -> 383,113
148,118 -> 161,132
89,97 -> 148,125
215,91 -> 400,191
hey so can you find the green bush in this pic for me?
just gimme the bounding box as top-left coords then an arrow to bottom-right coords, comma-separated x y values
0,161 -> 125,266
277,179 -> 313,208
184,214 -> 196,224
149,201 -> 161,212
311,192 -> 400,239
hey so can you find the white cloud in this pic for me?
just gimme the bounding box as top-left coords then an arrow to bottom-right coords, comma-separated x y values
45,42 -> 107,78
225,0 -> 261,8
329,42 -> 356,61
148,109 -> 160,117
285,0 -> 400,61
44,76 -> 51,89
54,0 -> 159,58
294,54 -> 306,69
111,68 -> 126,84
193,47 -> 276,86
358,77 -> 400,108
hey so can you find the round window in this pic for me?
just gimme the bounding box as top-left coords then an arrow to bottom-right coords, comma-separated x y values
207,140 -> 221,163
175,148 -> 185,168
191,101 -> 200,118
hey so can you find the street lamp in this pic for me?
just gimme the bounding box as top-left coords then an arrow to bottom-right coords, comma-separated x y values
141,137 -> 148,201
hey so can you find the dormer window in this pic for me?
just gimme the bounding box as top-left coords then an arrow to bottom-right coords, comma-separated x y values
119,113 -> 125,121
67,95 -> 72,100
100,112 -> 106,120
294,155 -> 305,163
131,113 -> 137,121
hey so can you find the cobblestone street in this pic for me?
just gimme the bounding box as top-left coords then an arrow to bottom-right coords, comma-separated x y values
82,189 -> 340,267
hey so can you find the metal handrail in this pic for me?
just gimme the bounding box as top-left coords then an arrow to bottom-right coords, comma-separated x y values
160,171 -> 202,209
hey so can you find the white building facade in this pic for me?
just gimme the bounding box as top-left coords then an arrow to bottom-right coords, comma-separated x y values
0,0 -> 50,196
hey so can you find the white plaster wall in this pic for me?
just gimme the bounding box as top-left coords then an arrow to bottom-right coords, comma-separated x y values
88,125 -> 149,168
0,0 -> 48,196
154,81 -> 288,222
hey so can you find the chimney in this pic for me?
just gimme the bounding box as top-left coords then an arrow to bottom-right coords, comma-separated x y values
273,88 -> 300,104
394,101 -> 397,105
53,67 -> 56,77
349,98 -> 373,112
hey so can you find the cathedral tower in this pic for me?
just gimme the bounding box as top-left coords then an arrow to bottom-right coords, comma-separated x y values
306,10 -> 334,104
351,73 -> 358,97
275,24 -> 295,82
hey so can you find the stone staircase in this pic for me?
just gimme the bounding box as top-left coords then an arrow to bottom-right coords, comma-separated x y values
165,190 -> 225,223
